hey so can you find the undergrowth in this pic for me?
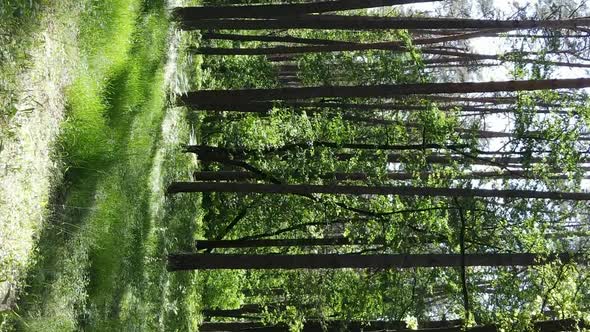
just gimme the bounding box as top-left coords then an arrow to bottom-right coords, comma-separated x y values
2,0 -> 204,330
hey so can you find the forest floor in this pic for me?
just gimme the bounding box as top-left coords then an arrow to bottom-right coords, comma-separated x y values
0,0 -> 205,330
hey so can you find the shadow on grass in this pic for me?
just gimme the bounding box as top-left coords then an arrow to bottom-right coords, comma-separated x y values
10,0 -> 204,331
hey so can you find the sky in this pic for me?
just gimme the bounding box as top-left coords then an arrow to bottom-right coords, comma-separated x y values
400,0 -> 590,190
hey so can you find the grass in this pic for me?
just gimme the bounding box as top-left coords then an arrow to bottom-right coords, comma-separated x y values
1,0 -> 205,330
0,0 -> 43,133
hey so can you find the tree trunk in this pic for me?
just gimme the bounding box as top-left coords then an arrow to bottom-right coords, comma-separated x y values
196,318 -> 588,332
187,145 -> 590,170
192,170 -> 586,182
197,320 -> 497,332
168,253 -> 579,271
193,29 -> 505,55
183,100 -> 558,113
195,236 -> 380,249
180,78 -> 590,104
533,318 -> 589,332
422,49 -> 590,69
201,32 -> 356,45
167,182 -> 590,201
340,115 -> 590,140
203,304 -> 264,318
185,142 -> 470,157
173,0 -> 440,20
178,16 -> 590,31
198,320 -> 409,332
324,171 -> 582,181
380,153 -> 590,170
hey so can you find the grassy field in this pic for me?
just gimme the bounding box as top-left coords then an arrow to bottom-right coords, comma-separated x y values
1,0 -> 206,330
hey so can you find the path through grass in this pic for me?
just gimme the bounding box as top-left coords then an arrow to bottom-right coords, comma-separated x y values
1,0 -> 204,330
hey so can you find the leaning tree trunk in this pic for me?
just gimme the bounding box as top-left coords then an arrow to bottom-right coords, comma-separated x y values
198,320 -> 409,332
167,182 -> 590,201
422,48 -> 590,69
183,143 -> 473,160
179,78 -> 590,105
193,29 -> 505,55
201,32 -> 356,45
203,304 -> 265,318
182,100 -> 559,114
186,144 -> 590,170
172,0 -> 440,19
179,16 -> 590,31
197,319 -> 492,332
195,236 -> 379,250
192,170 -> 585,182
167,253 -> 579,271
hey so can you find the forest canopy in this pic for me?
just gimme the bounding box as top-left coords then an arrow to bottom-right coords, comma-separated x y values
170,0 -> 590,331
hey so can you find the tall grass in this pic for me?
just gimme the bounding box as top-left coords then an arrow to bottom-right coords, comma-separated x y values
3,0 -> 204,330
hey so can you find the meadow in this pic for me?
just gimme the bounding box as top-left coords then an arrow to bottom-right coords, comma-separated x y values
1,0 -> 212,330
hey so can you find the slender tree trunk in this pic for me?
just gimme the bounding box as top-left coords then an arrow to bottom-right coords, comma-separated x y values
180,78 -> 590,104
193,29 -> 505,55
203,304 -> 264,318
187,145 -> 590,169
201,32 -> 356,45
195,236 -> 379,249
267,54 -> 295,62
178,16 -> 590,31
190,319 -> 585,332
185,142 -> 470,157
168,253 -> 579,271
198,319 -> 506,332
183,100 -> 559,113
199,320 -> 411,332
167,182 -> 590,200
197,320 -> 501,332
533,319 -> 589,332
192,170 -> 586,182
340,115 -> 590,140
173,0 -> 440,20
423,95 -> 565,107
422,49 -> 590,69
324,171 -> 582,180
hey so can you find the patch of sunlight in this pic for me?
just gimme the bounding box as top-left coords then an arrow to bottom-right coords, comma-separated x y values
0,1 -> 83,295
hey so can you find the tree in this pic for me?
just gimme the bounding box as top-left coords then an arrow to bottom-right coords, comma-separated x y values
195,236 -> 379,250
173,0 -> 440,20
167,253 -> 580,270
180,78 -> 590,105
193,30 -> 505,55
168,182 -> 590,201
178,16 -> 590,31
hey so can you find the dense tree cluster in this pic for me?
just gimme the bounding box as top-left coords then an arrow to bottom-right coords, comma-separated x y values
169,0 -> 590,330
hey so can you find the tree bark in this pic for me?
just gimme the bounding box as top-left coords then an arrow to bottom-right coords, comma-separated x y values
203,304 -> 264,318
178,16 -> 590,31
182,100 -> 558,113
201,32 -> 356,45
173,0 -> 440,20
185,142 -> 470,158
192,170 -> 586,182
199,320 -> 409,332
180,78 -> 590,104
198,318 -> 587,332
193,29 -> 505,55
187,145 -> 590,169
168,253 -> 579,271
195,236 -> 379,249
422,49 -> 590,69
167,182 -> 590,201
